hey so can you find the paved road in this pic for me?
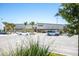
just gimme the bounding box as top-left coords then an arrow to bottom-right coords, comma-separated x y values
0,33 -> 78,56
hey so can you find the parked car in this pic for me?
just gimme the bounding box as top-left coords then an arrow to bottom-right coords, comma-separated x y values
22,32 -> 30,35
16,32 -> 22,35
16,32 -> 30,35
47,30 -> 60,36
0,32 -> 7,34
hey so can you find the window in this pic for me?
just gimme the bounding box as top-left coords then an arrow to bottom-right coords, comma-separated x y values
38,25 -> 43,27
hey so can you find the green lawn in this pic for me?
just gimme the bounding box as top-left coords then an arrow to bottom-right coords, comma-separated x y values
49,53 -> 65,56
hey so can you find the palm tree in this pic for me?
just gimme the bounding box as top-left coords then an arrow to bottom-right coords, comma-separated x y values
24,21 -> 27,32
30,21 -> 35,32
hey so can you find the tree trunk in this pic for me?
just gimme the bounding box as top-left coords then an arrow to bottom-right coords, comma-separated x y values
78,34 -> 79,56
32,25 -> 34,32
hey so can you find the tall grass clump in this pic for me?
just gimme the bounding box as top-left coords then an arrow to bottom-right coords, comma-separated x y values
14,40 -> 50,56
2,39 -> 51,56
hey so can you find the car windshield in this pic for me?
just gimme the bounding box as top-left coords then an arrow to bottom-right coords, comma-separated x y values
52,31 -> 55,33
48,31 -> 55,33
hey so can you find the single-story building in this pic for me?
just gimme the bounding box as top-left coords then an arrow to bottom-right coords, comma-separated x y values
14,23 -> 66,33
36,23 -> 65,32
14,24 -> 35,32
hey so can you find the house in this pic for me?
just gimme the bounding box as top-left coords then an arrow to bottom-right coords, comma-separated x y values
14,23 -> 66,33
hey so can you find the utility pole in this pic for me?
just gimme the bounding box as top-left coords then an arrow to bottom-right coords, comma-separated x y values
0,17 -> 3,32
56,16 -> 58,24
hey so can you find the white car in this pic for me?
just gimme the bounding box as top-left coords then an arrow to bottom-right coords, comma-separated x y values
47,30 -> 60,36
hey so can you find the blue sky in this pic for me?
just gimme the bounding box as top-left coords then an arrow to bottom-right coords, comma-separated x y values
0,3 -> 67,29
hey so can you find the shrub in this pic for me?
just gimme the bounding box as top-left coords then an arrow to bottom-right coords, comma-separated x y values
14,41 -> 50,56
2,40 -> 51,56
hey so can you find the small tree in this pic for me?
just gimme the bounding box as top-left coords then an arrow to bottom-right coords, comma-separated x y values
30,21 -> 35,32
24,21 -> 27,32
56,3 -> 79,55
3,22 -> 15,32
